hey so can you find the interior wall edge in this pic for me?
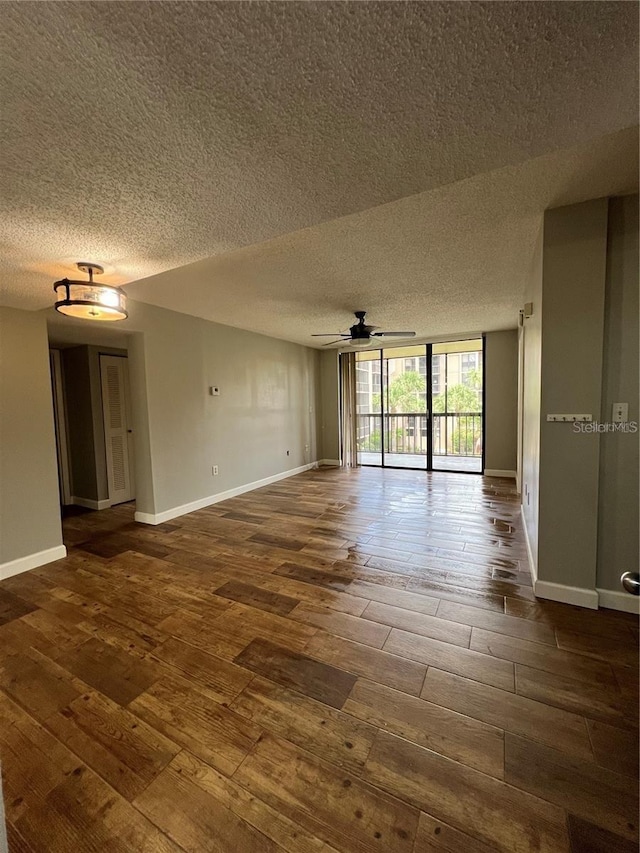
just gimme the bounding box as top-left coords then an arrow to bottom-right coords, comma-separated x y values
520,504 -> 537,585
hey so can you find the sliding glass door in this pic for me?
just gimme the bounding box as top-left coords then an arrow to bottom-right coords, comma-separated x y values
431,339 -> 483,473
355,350 -> 382,466
382,347 -> 428,470
354,338 -> 483,473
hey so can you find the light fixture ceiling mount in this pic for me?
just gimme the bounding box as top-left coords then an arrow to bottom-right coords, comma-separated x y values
54,262 -> 128,322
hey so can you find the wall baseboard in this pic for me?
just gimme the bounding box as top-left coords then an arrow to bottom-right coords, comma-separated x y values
318,459 -> 341,467
519,507 -> 635,612
71,496 -> 111,511
0,544 -> 67,581
534,579 -> 599,610
484,469 -> 517,479
596,587 -> 640,615
135,462 -> 319,526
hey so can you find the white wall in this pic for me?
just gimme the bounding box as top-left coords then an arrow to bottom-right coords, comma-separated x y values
0,307 -> 65,573
124,301 -> 321,521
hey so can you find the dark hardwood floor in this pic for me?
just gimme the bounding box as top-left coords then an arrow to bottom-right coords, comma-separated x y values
0,467 -> 637,852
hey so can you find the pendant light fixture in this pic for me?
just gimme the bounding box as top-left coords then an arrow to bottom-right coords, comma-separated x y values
53,262 -> 128,321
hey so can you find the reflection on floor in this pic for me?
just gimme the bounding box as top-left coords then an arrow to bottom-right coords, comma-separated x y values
359,451 -> 482,472
0,466 -> 637,852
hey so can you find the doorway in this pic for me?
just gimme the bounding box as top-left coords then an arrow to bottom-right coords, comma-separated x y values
49,345 -> 136,510
353,339 -> 484,473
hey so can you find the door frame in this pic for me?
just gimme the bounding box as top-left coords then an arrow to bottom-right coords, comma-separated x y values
49,349 -> 72,505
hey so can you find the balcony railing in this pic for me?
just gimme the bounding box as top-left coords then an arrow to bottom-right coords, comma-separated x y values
356,412 -> 482,457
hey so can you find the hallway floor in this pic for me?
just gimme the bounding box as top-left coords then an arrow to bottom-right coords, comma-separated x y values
0,467 -> 637,852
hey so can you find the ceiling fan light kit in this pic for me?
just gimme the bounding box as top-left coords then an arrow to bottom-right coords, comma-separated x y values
312,311 -> 416,346
54,262 -> 128,322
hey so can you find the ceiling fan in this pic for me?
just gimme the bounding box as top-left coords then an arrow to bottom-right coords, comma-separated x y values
312,311 -> 416,347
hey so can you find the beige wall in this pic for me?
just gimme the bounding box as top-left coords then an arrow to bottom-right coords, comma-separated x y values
520,194 -> 638,609
0,300 -> 320,566
484,330 -> 518,473
537,198 -> 609,591
125,301 -> 321,518
0,307 -> 64,568
597,194 -> 639,592
319,350 -> 340,462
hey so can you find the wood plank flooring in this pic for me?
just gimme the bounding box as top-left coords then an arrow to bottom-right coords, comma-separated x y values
0,466 -> 637,852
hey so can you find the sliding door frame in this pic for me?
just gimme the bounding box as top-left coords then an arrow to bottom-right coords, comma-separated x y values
429,336 -> 485,475
481,333 -> 486,475
354,338 -> 484,475
380,349 -> 386,468
379,344 -> 430,472
426,343 -> 433,471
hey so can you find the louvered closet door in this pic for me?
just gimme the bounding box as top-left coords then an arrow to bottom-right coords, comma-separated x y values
100,355 -> 133,505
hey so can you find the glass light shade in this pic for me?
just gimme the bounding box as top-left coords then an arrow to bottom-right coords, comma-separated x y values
351,337 -> 373,347
54,280 -> 128,321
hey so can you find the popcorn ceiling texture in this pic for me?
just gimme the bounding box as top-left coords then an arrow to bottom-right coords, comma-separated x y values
125,129 -> 639,346
1,2 -> 638,342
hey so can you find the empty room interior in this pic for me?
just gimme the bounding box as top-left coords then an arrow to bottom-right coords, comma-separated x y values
0,3 -> 639,852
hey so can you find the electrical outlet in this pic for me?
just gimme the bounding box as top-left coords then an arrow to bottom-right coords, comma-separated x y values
212,465 -> 219,476
612,402 -> 628,423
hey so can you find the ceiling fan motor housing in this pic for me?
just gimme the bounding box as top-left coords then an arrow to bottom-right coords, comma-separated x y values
351,311 -> 373,339
350,324 -> 374,339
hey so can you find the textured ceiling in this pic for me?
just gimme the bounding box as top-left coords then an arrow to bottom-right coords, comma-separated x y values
123,129 -> 639,346
1,2 -> 638,340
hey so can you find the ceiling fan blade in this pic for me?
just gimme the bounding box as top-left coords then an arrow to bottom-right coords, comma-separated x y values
311,333 -> 350,337
321,339 -> 347,346
372,331 -> 416,337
